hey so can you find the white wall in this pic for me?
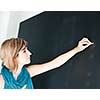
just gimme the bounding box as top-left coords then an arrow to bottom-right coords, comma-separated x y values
0,12 -> 10,45
0,11 -> 43,69
0,11 -> 42,44
7,11 -> 42,38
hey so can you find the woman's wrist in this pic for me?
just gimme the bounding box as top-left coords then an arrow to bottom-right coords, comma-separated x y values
73,47 -> 81,54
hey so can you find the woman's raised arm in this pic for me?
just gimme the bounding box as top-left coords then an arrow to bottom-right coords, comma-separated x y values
27,38 -> 93,77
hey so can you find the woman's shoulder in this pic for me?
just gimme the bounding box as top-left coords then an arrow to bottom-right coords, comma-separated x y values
0,74 -> 5,89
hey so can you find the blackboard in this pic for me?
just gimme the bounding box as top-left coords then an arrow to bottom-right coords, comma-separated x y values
18,11 -> 100,89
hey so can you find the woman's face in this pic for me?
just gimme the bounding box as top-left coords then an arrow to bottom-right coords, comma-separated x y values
17,46 -> 32,66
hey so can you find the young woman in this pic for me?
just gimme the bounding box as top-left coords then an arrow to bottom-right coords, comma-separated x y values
0,37 -> 93,89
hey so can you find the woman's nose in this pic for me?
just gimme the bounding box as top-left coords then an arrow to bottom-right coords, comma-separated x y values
27,50 -> 32,55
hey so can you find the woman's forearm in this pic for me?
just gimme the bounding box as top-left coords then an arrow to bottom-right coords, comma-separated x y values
45,47 -> 79,70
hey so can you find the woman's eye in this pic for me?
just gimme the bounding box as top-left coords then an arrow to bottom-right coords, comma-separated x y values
23,50 -> 26,53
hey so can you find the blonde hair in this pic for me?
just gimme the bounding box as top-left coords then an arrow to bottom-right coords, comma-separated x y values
0,38 -> 28,72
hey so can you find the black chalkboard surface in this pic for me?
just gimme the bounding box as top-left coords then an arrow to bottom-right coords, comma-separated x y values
18,11 -> 100,89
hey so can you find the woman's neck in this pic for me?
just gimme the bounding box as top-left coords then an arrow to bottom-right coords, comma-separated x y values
12,65 -> 23,80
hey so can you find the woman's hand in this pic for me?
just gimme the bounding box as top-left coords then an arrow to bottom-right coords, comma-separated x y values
76,37 -> 94,52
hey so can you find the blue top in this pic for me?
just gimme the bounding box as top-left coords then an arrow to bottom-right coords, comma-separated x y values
1,65 -> 34,89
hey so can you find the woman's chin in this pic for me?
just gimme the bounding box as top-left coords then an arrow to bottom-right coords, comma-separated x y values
26,60 -> 31,64
23,59 -> 31,65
